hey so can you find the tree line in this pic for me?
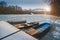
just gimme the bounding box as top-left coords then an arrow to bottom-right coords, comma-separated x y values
0,1 -> 31,14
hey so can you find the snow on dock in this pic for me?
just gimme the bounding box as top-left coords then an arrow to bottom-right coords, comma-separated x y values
0,21 -> 37,40
0,21 -> 19,39
2,31 -> 37,40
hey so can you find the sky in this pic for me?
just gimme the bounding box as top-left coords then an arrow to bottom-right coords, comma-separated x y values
0,0 -> 51,9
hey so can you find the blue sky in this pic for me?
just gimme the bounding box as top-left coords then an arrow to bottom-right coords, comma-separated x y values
0,0 -> 50,9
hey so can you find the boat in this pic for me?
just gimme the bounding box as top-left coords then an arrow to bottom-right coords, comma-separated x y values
7,20 -> 26,24
15,22 -> 39,29
27,23 -> 51,35
15,23 -> 27,29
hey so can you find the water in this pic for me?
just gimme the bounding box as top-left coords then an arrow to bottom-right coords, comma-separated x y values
0,14 -> 52,23
0,14 -> 60,40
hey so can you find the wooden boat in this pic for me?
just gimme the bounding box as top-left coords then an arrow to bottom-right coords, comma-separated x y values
7,20 -> 26,24
15,22 -> 39,29
27,23 -> 51,35
15,23 -> 27,29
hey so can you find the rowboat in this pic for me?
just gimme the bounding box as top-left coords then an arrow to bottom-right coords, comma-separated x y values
27,23 -> 51,35
7,20 -> 26,24
15,22 -> 39,29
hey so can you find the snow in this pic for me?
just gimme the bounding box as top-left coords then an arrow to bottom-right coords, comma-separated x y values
2,31 -> 37,40
0,21 -> 37,40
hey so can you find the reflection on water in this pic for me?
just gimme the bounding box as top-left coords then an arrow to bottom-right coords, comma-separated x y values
0,14 -> 60,40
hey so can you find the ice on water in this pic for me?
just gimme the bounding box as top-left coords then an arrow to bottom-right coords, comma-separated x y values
52,27 -> 60,39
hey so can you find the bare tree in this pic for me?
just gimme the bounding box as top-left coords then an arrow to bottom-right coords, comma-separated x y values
50,0 -> 60,16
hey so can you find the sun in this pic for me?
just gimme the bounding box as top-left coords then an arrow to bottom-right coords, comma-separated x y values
44,6 -> 51,11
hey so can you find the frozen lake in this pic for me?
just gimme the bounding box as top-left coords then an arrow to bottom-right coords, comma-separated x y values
0,14 -> 60,40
